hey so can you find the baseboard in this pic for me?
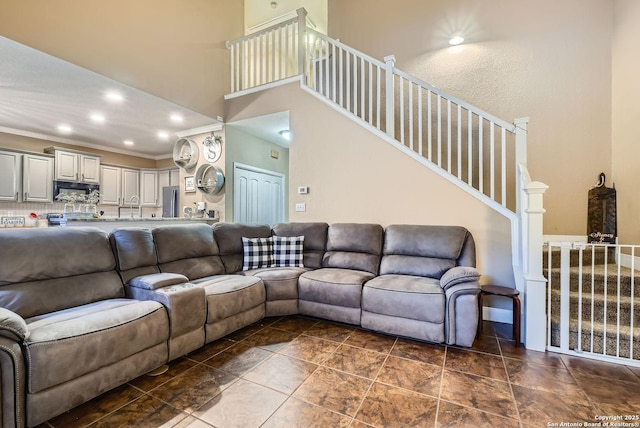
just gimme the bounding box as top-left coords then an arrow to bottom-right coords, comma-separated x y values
483,306 -> 513,325
618,252 -> 640,270
543,234 -> 587,243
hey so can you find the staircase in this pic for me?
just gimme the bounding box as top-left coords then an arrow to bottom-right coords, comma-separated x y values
545,243 -> 640,364
225,8 -> 549,351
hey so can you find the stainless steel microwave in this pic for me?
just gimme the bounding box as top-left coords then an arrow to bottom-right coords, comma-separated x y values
53,180 -> 99,200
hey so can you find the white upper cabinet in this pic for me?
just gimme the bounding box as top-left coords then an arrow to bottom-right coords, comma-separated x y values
99,165 -> 122,205
0,150 -> 22,201
48,148 -> 100,183
140,170 -> 158,206
23,154 -> 54,202
121,168 -> 140,205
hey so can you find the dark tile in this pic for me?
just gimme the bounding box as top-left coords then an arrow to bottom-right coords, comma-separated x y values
492,321 -> 516,340
562,354 -> 639,382
304,321 -> 355,342
445,347 -> 507,381
629,365 -> 640,381
468,334 -> 502,355
441,369 -> 517,419
49,384 -> 142,427
505,358 -> 583,396
243,353 -> 318,394
128,358 -> 197,392
241,326 -> 300,351
279,335 -> 341,364
478,320 -> 497,337
90,394 -> 188,428
171,416 -> 215,427
194,379 -> 288,428
436,400 -> 520,428
262,397 -> 352,428
512,384 -> 596,426
355,382 -> 438,427
293,366 -> 372,417
499,340 -> 566,367
344,329 -> 397,354
148,364 -> 238,412
323,344 -> 387,379
185,339 -> 236,363
225,322 -> 265,341
202,342 -> 272,376
573,372 -> 640,415
376,355 -> 442,397
391,338 -> 446,365
271,315 -> 319,333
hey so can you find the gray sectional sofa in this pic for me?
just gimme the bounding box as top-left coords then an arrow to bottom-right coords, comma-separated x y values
0,221 -> 481,427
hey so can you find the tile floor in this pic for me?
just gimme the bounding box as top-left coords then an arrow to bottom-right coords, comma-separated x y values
43,317 -> 640,428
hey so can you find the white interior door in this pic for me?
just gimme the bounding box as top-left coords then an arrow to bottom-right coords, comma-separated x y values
234,163 -> 285,225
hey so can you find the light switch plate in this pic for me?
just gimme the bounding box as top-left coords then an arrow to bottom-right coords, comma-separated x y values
295,203 -> 306,212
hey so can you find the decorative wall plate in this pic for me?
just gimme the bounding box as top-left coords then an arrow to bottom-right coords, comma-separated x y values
203,135 -> 222,162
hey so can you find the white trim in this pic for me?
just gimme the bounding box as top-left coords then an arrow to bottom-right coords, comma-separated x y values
543,234 -> 587,243
175,123 -> 223,138
618,252 -> 640,270
224,76 -> 304,100
547,346 -> 640,368
483,307 -> 513,325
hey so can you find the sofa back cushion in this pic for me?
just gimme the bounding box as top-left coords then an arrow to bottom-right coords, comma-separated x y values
380,225 -> 476,279
213,223 -> 272,273
322,223 -> 384,275
110,227 -> 160,284
272,222 -> 329,269
0,227 -> 123,318
152,224 -> 224,279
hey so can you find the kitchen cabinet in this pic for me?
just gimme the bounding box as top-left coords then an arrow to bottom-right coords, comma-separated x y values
22,154 -> 54,202
140,170 -> 158,207
0,150 -> 53,202
0,150 -> 22,201
46,148 -> 100,183
100,165 -> 139,206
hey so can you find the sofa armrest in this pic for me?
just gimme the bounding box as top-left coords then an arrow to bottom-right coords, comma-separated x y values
440,266 -> 481,291
0,336 -> 26,427
125,284 -> 206,339
0,308 -> 29,342
129,273 -> 189,290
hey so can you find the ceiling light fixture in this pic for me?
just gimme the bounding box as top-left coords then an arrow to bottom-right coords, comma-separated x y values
170,113 -> 184,123
105,91 -> 124,102
449,35 -> 465,46
279,130 -> 290,140
123,140 -> 134,146
57,124 -> 73,134
157,131 -> 170,140
90,113 -> 106,123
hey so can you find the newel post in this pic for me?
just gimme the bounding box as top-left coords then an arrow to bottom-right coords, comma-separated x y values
523,180 -> 548,351
514,117 -> 529,222
384,55 -> 396,138
296,8 -> 308,78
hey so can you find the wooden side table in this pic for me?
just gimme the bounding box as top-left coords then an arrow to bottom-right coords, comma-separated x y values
477,285 -> 521,347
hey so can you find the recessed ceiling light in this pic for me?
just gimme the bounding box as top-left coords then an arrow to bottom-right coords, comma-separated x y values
170,113 -> 184,123
57,124 -> 73,134
449,35 -> 465,46
279,130 -> 291,140
123,140 -> 134,146
90,113 -> 106,123
157,131 -> 170,140
105,91 -> 124,102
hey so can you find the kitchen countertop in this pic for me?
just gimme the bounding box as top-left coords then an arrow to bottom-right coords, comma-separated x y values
64,217 -> 217,222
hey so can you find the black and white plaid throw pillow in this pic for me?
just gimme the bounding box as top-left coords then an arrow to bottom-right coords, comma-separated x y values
273,235 -> 304,268
242,237 -> 274,271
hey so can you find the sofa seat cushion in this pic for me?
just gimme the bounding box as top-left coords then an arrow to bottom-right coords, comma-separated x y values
298,268 -> 374,308
188,275 -> 265,323
245,267 -> 308,301
25,299 -> 168,394
363,275 -> 445,324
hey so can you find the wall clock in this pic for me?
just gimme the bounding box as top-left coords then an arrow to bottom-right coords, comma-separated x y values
203,135 -> 222,162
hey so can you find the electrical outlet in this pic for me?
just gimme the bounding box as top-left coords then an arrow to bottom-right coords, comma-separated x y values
295,203 -> 306,212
